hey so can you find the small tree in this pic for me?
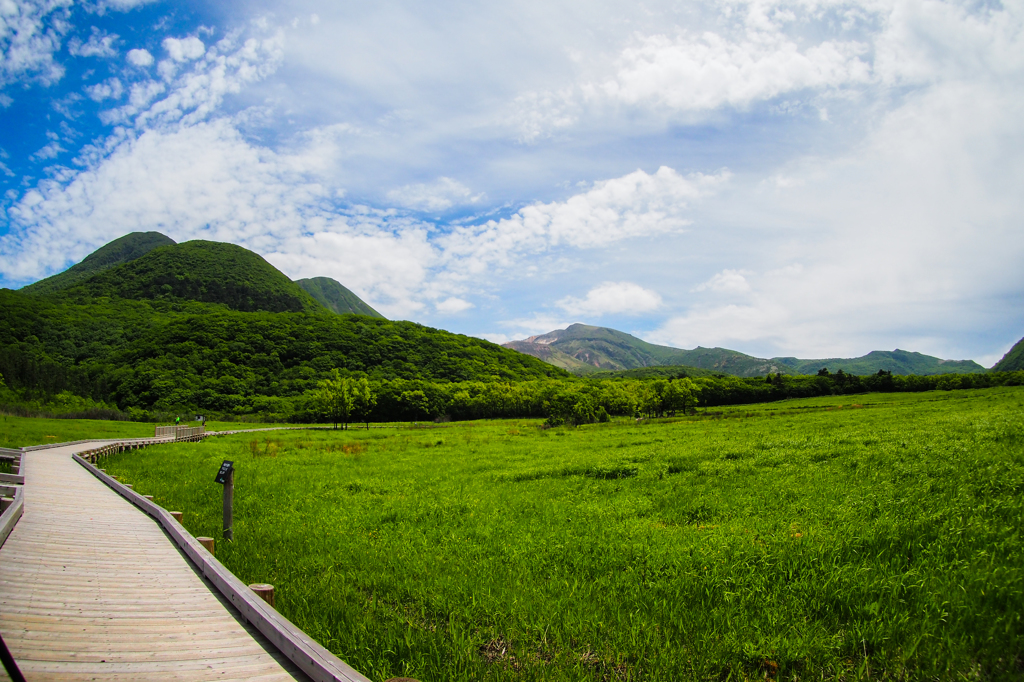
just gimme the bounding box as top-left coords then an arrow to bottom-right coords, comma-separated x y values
351,378 -> 377,430
663,377 -> 701,416
312,369 -> 354,429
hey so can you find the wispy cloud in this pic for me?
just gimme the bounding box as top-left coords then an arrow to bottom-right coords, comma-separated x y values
557,282 -> 662,317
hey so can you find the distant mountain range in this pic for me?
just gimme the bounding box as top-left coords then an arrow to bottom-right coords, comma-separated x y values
504,323 -> 990,377
20,232 -> 384,318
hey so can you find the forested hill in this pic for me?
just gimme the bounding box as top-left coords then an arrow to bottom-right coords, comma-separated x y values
60,240 -> 323,314
993,336 -> 1024,372
506,323 -> 988,377
0,288 -> 566,414
22,232 -> 383,319
296,277 -> 384,318
21,231 -> 175,296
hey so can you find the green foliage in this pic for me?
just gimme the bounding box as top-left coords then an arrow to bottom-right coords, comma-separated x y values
310,369 -> 354,429
994,336 -> 1024,372
20,231 -> 176,296
0,288 -> 567,417
309,370 -> 378,429
65,240 -> 323,313
296,277 -> 384,318
102,387 -> 1024,681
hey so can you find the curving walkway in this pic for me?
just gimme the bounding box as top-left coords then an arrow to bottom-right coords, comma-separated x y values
0,442 -> 308,681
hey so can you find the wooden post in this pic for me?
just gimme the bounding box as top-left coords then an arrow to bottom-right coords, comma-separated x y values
223,467 -> 233,541
249,583 -> 274,607
170,511 -> 183,523
197,537 -> 215,554
143,495 -> 153,501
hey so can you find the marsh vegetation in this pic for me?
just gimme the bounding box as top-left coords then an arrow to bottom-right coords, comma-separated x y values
96,387 -> 1024,680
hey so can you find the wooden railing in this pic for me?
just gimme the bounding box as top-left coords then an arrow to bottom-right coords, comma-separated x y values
0,448 -> 24,550
154,425 -> 206,441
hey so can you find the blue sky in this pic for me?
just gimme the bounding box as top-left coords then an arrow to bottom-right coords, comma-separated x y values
2,0 -> 1023,366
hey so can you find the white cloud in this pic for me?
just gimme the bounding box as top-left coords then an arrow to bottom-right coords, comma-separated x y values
67,28 -> 117,58
386,177 -> 483,212
595,31 -> 870,112
648,74 -> 1024,359
475,332 -> 510,344
90,0 -> 157,9
30,140 -> 64,161
85,76 -> 122,101
692,269 -> 751,294
509,88 -> 578,143
162,36 -> 205,62
439,166 -> 729,274
102,29 -> 284,128
0,0 -> 72,88
435,297 -> 474,314
557,281 -> 662,317
126,48 -> 153,67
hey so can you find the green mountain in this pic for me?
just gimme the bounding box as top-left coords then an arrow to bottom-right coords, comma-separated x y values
775,350 -> 986,376
21,231 -> 176,296
66,240 -> 322,314
505,324 -> 784,377
296,277 -> 383,318
993,337 -> 1024,372
505,324 -> 988,377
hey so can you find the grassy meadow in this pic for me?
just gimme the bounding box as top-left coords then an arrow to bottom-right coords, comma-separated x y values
98,388 -> 1024,681
0,416 -> 298,449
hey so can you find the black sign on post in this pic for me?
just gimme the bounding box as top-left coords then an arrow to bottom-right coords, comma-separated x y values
215,460 -> 234,484
215,460 -> 235,541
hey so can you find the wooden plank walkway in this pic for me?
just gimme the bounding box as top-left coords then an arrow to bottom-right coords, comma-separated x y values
0,442 -> 309,681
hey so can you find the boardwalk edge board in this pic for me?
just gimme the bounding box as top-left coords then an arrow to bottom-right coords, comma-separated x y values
73,450 -> 371,682
0,486 -> 24,550
0,447 -> 24,550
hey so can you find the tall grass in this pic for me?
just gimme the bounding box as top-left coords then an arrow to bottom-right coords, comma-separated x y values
104,388 -> 1024,681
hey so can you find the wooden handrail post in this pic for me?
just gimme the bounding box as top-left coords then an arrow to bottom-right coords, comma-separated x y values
250,583 -> 274,607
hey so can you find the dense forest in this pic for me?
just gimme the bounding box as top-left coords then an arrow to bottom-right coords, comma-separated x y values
2,281 -> 1021,424
4,233 -> 1019,425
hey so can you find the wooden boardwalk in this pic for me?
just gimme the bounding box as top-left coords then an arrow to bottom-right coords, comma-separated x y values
0,442 -> 309,681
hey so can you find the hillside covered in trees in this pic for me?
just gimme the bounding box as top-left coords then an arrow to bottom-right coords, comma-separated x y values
993,336 -> 1024,372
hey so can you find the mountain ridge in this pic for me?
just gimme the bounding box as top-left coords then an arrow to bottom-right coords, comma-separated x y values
64,240 -> 324,314
20,232 -> 383,319
504,323 -> 988,377
296,277 -> 383,318
21,231 -> 176,296
993,337 -> 1024,372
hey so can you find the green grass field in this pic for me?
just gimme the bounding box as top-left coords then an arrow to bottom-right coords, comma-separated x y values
0,417 -> 300,449
98,388 -> 1024,681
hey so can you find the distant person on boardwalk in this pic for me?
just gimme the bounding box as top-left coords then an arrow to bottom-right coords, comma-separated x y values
175,415 -> 180,426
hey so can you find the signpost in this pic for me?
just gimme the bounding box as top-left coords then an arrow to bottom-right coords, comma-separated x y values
215,460 -> 234,540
